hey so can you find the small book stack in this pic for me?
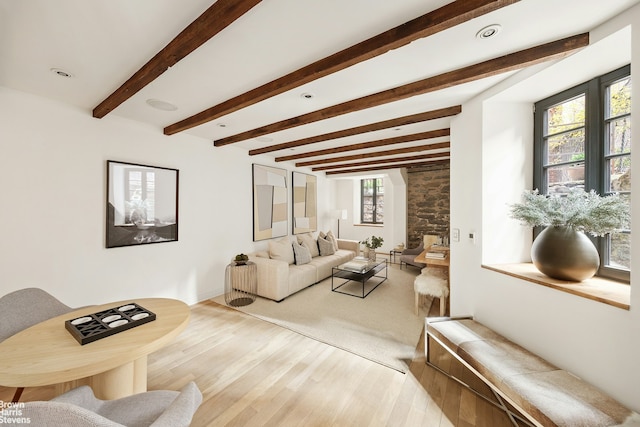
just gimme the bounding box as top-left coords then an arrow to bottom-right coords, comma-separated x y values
425,246 -> 448,259
425,251 -> 447,259
341,258 -> 370,272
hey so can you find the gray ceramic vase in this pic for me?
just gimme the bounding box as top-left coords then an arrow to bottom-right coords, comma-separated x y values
531,226 -> 600,282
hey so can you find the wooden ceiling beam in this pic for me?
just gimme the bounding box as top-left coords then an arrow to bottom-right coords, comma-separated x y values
248,106 -> 460,155
167,0 -> 517,135
213,33 -> 589,146
325,159 -> 450,175
92,0 -> 262,118
275,131 -> 449,162
312,152 -> 449,171
296,143 -> 449,167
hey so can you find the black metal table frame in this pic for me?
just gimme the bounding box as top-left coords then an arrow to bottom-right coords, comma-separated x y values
331,259 -> 388,298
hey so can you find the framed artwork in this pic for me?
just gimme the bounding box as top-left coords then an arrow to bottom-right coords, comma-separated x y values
292,172 -> 317,234
106,160 -> 179,248
252,164 -> 288,241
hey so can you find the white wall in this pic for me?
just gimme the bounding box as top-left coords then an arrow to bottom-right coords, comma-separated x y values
387,169 -> 408,249
450,6 -> 639,411
329,172 -> 407,253
0,86 -> 331,307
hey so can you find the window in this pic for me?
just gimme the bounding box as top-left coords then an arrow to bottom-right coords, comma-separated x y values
534,65 -> 631,281
124,168 -> 156,225
361,178 -> 384,224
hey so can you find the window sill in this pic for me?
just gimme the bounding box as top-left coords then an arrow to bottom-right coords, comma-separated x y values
354,223 -> 384,227
482,263 -> 630,310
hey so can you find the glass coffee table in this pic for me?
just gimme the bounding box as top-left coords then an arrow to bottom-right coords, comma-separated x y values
331,258 -> 387,298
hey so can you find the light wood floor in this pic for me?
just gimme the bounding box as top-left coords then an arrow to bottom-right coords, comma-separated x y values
1,292 -> 516,426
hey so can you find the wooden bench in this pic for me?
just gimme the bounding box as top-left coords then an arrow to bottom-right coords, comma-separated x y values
425,317 -> 640,427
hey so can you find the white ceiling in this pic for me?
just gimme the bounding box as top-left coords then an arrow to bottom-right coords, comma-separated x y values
1,0 -> 638,171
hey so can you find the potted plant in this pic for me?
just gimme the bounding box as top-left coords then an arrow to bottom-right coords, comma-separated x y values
234,253 -> 249,266
510,189 -> 629,281
361,236 -> 384,261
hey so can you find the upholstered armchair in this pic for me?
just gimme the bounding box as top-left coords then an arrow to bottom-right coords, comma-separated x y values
0,287 -> 76,402
400,235 -> 440,270
22,382 -> 202,427
399,241 -> 426,270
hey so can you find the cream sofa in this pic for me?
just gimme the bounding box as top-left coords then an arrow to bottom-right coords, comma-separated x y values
248,236 -> 359,302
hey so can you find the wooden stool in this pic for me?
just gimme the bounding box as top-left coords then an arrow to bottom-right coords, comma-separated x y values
414,268 -> 449,316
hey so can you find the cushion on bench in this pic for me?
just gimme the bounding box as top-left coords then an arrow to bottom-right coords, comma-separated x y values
502,370 -> 639,427
426,318 -> 640,427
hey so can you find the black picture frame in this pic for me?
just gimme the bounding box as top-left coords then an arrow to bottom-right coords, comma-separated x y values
106,160 -> 179,248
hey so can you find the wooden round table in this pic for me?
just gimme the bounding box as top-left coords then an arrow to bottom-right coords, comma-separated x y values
0,298 -> 190,399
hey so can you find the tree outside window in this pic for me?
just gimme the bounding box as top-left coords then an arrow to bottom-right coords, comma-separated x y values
361,178 -> 384,224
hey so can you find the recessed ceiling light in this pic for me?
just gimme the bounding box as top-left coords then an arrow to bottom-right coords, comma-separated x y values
217,123 -> 227,128
146,99 -> 178,111
300,92 -> 315,100
476,24 -> 502,40
50,68 -> 73,78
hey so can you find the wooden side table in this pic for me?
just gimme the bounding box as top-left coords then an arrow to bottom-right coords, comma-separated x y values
414,245 -> 450,273
225,261 -> 258,307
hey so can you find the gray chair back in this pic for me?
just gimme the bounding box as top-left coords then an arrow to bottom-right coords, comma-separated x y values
20,382 -> 202,427
0,288 -> 73,342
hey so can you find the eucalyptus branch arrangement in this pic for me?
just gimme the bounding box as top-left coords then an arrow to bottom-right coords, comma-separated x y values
509,189 -> 630,236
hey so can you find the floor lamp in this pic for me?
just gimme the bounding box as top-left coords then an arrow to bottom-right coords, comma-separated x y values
334,209 -> 347,238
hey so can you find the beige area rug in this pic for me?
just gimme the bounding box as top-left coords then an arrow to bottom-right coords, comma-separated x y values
212,263 -> 431,373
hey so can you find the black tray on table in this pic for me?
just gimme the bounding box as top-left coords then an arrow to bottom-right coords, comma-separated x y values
65,302 -> 156,345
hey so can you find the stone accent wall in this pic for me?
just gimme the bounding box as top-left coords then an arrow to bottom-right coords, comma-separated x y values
406,163 -> 450,249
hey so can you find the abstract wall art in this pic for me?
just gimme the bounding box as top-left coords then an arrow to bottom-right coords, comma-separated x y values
292,171 -> 317,235
252,164 -> 288,241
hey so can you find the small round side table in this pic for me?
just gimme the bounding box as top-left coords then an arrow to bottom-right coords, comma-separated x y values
224,261 -> 257,307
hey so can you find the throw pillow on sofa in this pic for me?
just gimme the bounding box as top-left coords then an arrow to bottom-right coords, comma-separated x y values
318,236 -> 336,256
319,230 -> 339,252
254,251 -> 270,258
326,230 -> 339,251
292,241 -> 312,265
297,232 -> 319,257
269,237 -> 295,265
